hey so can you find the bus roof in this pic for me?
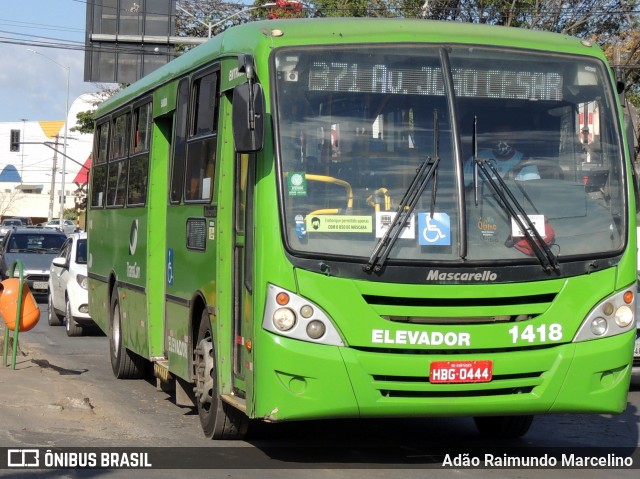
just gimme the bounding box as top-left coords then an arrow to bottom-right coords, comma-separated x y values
96,18 -> 605,116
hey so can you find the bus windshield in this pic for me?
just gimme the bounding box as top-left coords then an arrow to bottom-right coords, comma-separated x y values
274,45 -> 625,267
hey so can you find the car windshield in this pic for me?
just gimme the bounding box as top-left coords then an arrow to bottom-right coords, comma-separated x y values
7,234 -> 66,253
274,45 -> 625,266
2,220 -> 21,226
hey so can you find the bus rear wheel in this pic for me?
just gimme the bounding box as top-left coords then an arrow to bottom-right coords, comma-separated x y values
109,289 -> 146,379
473,415 -> 534,438
194,312 -> 248,439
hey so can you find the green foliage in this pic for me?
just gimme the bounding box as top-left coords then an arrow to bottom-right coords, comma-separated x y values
70,110 -> 96,135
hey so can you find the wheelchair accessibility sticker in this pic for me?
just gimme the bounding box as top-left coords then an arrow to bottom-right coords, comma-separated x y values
418,212 -> 451,246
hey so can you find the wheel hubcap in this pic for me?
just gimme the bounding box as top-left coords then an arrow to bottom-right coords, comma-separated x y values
194,337 -> 214,409
112,304 -> 121,357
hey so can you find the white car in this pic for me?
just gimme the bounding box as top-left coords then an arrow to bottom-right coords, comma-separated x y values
43,219 -> 78,235
48,231 -> 93,336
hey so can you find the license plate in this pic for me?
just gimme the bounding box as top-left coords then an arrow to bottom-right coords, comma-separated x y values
429,360 -> 493,384
634,337 -> 640,358
32,281 -> 48,291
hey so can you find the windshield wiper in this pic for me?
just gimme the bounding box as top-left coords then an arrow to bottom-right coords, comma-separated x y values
363,157 -> 440,273
364,110 -> 442,273
475,159 -> 559,272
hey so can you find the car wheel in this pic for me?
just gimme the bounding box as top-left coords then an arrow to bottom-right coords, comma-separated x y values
109,288 -> 146,379
65,299 -> 83,337
47,293 -> 64,326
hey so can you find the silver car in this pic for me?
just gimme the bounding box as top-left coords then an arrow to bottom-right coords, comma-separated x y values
0,228 -> 67,298
42,219 -> 78,235
0,218 -> 22,239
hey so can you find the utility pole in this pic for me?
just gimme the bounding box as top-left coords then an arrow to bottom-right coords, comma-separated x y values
48,136 -> 59,222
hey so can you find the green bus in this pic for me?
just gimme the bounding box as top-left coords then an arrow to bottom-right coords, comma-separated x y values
88,18 -> 638,439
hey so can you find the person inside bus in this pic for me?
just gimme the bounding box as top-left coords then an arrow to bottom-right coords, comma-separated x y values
463,130 -> 540,186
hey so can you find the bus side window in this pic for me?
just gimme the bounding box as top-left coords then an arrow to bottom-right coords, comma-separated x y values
185,70 -> 219,202
170,78 -> 189,203
91,121 -> 109,208
128,101 -> 151,206
106,112 -> 130,207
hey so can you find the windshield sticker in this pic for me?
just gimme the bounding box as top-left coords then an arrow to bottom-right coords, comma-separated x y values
295,215 -> 307,239
375,211 -> 415,239
511,214 -> 545,237
287,172 -> 307,196
477,216 -> 498,239
306,215 -> 372,233
418,212 -> 451,245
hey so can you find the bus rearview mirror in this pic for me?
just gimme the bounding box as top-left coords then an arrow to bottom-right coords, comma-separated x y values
232,82 -> 265,153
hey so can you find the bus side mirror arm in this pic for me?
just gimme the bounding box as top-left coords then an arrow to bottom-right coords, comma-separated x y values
233,55 -> 265,153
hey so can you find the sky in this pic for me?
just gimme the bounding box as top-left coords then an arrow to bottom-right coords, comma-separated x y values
0,0 -> 99,122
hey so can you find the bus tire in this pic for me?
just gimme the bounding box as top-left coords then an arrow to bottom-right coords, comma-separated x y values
194,311 -> 249,440
109,289 -> 145,379
473,415 -> 534,439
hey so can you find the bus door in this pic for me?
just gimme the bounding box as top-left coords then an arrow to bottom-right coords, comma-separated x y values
231,152 -> 255,396
165,68 -> 220,383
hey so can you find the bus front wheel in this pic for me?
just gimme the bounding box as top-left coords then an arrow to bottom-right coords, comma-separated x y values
473,415 -> 534,438
194,311 -> 248,439
109,289 -> 146,379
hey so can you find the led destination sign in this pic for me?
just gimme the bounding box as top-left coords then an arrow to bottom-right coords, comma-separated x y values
308,62 -> 563,101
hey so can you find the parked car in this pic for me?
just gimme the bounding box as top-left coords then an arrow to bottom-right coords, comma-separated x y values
0,227 -> 67,298
0,218 -> 23,239
48,232 -> 93,336
42,219 -> 78,235
7,216 -> 32,226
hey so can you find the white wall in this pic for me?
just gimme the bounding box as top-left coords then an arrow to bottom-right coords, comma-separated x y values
0,94 -> 95,221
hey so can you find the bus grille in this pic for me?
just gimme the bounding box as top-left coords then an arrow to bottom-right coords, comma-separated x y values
362,292 -> 557,325
374,371 -> 542,398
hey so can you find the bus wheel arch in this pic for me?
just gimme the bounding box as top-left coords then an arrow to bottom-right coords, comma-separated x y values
193,309 -> 248,439
109,284 -> 146,379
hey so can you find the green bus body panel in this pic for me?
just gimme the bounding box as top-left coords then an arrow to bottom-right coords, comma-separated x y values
294,268 -> 615,349
88,209 -> 149,353
146,116 -> 171,359
153,81 -> 178,117
253,329 -> 633,420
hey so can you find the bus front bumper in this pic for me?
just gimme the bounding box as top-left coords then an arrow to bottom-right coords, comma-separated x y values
251,330 -> 634,421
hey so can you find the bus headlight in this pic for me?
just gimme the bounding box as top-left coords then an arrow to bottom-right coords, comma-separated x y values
614,305 -> 633,328
574,286 -> 636,342
306,320 -> 326,339
273,308 -> 296,331
590,317 -> 607,336
263,284 -> 344,346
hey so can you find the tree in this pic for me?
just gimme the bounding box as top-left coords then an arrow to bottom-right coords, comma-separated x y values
0,189 -> 26,219
71,84 -> 126,135
176,1 -> 263,38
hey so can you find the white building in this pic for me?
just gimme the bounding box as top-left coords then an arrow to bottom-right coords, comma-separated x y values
0,94 -> 95,224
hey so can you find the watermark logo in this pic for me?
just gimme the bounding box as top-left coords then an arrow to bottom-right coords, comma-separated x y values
8,449 -> 39,468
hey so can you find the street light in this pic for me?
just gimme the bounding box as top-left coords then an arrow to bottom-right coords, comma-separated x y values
27,49 -> 70,225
